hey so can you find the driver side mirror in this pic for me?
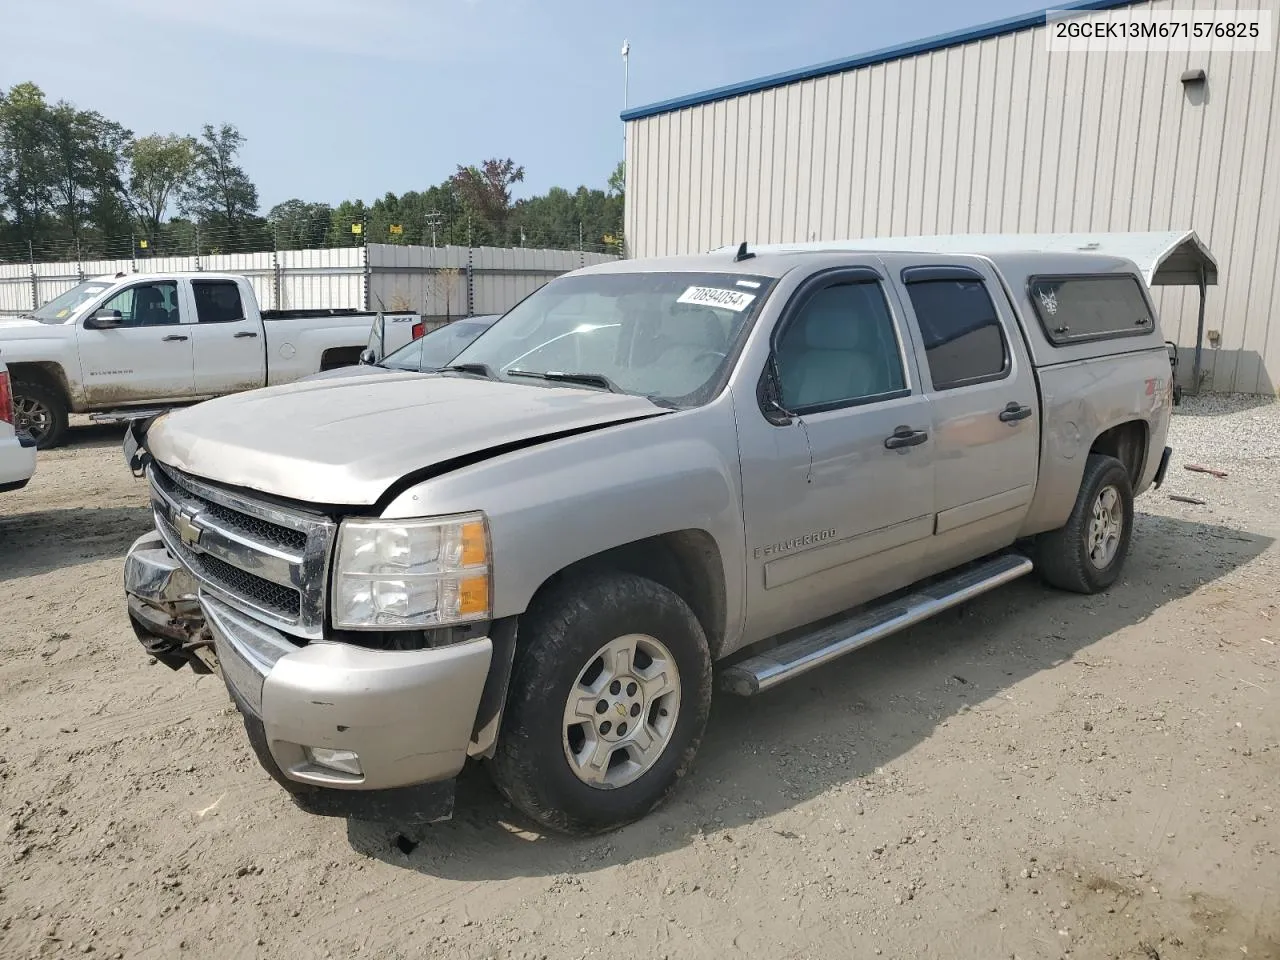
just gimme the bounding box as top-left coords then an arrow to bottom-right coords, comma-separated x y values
84,309 -> 123,330
758,355 -> 795,426
359,348 -> 377,365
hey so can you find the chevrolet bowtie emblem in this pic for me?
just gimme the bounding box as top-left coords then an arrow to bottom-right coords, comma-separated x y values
615,703 -> 627,717
174,509 -> 202,546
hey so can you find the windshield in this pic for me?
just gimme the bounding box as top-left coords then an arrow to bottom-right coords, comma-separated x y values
383,318 -> 496,372
448,271 -> 775,406
31,280 -> 113,324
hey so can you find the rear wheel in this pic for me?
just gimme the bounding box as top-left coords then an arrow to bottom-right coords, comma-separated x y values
1035,453 -> 1134,594
488,572 -> 712,835
13,380 -> 68,449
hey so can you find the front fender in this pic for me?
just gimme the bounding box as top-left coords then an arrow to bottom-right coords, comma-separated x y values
381,397 -> 747,649
0,338 -> 83,406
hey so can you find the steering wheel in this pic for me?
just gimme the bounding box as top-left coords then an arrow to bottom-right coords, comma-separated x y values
689,349 -> 728,369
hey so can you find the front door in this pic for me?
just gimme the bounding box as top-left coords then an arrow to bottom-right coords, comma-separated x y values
78,280 -> 195,405
737,267 -> 936,645
189,279 -> 266,395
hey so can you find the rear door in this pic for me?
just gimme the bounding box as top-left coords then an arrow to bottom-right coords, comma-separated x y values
736,265 -> 936,644
78,279 -> 195,404
189,279 -> 266,395
890,259 -> 1040,569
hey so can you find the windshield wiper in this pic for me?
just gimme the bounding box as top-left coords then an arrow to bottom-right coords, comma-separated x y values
440,362 -> 496,379
506,369 -> 624,393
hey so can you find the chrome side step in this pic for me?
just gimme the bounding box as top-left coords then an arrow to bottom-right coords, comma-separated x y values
720,553 -> 1034,696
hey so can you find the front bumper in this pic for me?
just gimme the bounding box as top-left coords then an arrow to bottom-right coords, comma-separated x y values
124,532 -> 494,821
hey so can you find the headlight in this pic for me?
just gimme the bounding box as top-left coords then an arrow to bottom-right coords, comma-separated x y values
331,512 -> 491,629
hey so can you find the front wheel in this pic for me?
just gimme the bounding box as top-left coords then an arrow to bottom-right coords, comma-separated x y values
488,572 -> 712,835
13,380 -> 69,449
1035,453 -> 1134,594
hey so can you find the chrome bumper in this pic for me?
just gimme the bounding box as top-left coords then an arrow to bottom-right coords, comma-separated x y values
125,529 -> 493,796
123,532 -> 210,671
202,594 -> 493,791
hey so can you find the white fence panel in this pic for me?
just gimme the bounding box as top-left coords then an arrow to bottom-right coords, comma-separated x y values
2,244 -> 619,318
276,247 -> 365,310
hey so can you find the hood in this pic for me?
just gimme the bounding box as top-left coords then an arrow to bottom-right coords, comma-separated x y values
0,317 -> 45,334
297,364 -> 401,383
146,373 -> 670,506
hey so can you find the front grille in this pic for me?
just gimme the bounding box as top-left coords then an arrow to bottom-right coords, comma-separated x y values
148,463 -> 335,639
157,512 -> 300,620
153,467 -> 307,552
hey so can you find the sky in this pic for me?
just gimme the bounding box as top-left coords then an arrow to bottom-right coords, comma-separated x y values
5,0 -> 1044,212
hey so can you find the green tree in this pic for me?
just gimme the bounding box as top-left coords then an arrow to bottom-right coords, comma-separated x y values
124,133 -> 195,248
267,198 -> 332,249
47,102 -> 131,255
0,82 -> 57,252
608,160 -> 625,199
450,158 -> 524,242
181,123 -> 263,250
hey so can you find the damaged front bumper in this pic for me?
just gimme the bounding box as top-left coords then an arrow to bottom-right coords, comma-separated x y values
124,532 -> 213,672
124,531 -> 494,824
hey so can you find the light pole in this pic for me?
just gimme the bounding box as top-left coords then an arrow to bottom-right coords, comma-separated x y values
621,39 -> 630,163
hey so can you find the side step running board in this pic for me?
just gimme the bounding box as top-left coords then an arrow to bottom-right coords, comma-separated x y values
720,553 -> 1034,696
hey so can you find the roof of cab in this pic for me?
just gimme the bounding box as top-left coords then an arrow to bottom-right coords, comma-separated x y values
91,271 -> 248,284
571,245 -> 1147,284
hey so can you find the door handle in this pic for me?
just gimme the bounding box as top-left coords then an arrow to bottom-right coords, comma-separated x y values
234,331 -> 259,339
884,425 -> 929,450
998,401 -> 1034,423
161,334 -> 189,342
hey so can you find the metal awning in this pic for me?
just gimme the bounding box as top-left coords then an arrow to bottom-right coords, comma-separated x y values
714,230 -> 1218,288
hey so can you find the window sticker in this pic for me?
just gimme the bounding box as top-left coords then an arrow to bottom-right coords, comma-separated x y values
677,286 -> 757,312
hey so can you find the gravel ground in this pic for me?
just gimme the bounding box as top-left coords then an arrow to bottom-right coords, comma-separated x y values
1,399 -> 1277,960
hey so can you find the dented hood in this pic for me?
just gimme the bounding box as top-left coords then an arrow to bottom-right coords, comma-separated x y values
145,373 -> 669,506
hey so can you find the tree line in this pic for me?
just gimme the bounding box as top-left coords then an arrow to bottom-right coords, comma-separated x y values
0,81 -> 624,265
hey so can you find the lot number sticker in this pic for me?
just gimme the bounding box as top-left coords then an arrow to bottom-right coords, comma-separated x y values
677,286 -> 757,312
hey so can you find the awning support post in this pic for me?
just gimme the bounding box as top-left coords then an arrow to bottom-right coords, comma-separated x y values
1192,263 -> 1207,396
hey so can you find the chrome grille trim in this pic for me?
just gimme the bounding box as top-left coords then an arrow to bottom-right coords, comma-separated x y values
147,463 -> 335,640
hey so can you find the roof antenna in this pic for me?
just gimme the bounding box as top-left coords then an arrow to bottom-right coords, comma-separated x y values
733,241 -> 755,262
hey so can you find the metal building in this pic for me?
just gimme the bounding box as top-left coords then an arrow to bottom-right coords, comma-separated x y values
622,0 -> 1280,395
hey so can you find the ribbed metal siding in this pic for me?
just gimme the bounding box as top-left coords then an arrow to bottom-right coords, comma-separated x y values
625,0 -> 1280,394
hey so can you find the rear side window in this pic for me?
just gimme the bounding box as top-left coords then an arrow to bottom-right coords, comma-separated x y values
192,280 -> 246,324
1028,274 -> 1153,345
903,276 -> 1009,390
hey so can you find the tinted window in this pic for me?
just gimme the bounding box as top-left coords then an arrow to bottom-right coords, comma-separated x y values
384,320 -> 494,371
774,281 -> 906,411
1029,274 -> 1154,345
97,282 -> 179,327
192,280 -> 245,324
905,278 -> 1009,389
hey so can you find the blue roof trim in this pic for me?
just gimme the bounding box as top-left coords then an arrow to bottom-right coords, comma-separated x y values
621,0 -> 1145,121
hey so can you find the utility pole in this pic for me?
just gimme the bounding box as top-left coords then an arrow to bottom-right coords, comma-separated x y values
621,39 -> 631,164
425,211 -> 443,247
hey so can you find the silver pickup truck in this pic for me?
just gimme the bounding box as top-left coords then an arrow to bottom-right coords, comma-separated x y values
122,244 -> 1174,834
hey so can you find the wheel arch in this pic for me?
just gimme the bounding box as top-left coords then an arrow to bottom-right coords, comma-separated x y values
524,529 -> 729,659
1088,418 -> 1149,489
7,361 -> 73,405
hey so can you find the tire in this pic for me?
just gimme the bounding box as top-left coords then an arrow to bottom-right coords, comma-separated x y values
1035,453 -> 1134,594
488,571 -> 713,835
13,379 -> 69,449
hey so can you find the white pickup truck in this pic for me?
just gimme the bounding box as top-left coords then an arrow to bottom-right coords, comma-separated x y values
0,272 -> 418,448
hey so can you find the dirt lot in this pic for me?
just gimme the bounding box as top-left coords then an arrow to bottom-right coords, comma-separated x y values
2,402 -> 1278,960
